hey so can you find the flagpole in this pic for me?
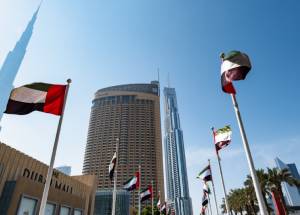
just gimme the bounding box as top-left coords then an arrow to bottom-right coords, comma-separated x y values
111,137 -> 120,215
138,164 -> 141,215
230,93 -> 268,215
207,193 -> 212,215
211,127 -> 230,215
38,79 -> 71,215
151,180 -> 154,215
208,159 -> 219,215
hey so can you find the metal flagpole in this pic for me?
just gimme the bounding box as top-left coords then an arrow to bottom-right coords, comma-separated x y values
230,93 -> 268,215
138,165 -> 141,215
151,180 -> 154,215
208,159 -> 219,215
207,193 -> 212,215
38,79 -> 71,215
211,128 -> 230,215
111,138 -> 120,215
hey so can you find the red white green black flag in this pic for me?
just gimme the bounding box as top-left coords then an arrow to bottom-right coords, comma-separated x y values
140,185 -> 153,202
213,125 -> 232,153
123,171 -> 140,191
221,51 -> 251,94
4,83 -> 67,115
197,165 -> 212,182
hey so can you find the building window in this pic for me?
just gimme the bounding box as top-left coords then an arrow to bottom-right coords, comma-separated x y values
74,209 -> 83,215
45,202 -> 56,215
59,206 -> 71,215
17,196 -> 37,215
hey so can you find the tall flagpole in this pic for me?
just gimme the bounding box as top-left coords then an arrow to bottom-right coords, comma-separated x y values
38,79 -> 71,215
230,93 -> 268,215
208,159 -> 219,215
211,128 -> 230,215
207,193 -> 212,215
151,180 -> 154,215
138,164 -> 141,215
112,138 -> 120,215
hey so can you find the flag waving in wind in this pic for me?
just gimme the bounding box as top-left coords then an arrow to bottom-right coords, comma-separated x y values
203,183 -> 211,195
140,185 -> 152,202
109,152 -> 117,180
123,171 -> 140,191
213,125 -> 232,153
4,83 -> 67,115
197,165 -> 212,182
220,51 -> 251,94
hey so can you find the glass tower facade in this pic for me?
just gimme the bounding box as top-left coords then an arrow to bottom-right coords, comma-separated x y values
163,87 -> 193,215
275,157 -> 300,206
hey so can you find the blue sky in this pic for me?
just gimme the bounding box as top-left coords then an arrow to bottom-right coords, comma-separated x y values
1,0 -> 300,214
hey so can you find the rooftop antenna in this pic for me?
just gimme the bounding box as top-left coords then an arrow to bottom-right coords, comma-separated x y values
167,72 -> 171,88
157,67 -> 160,83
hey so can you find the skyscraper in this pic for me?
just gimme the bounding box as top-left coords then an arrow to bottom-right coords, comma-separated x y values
83,81 -> 164,210
163,87 -> 193,215
275,157 -> 300,206
0,6 -> 40,122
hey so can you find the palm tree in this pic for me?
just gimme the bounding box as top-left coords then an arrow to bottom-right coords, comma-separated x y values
266,167 -> 300,213
244,169 -> 271,214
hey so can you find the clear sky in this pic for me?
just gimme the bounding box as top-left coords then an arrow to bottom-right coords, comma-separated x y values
1,0 -> 300,214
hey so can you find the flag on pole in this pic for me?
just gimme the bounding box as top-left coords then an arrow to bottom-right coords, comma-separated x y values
4,83 -> 67,115
197,165 -> 212,182
221,51 -> 251,94
140,185 -> 152,202
203,183 -> 211,195
123,171 -> 140,191
109,152 -> 117,180
157,198 -> 161,209
214,125 -> 232,152
160,203 -> 166,213
202,192 -> 209,207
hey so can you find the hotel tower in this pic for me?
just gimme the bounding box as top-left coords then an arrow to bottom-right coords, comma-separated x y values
83,81 -> 164,210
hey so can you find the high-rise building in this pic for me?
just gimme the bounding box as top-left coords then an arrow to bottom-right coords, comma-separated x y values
275,157 -> 300,206
0,6 -> 40,122
94,190 -> 130,215
83,81 -> 164,209
163,87 -> 193,215
56,166 -> 72,176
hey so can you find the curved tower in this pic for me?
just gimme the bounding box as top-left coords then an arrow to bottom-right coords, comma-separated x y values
83,81 -> 164,210
164,87 -> 193,215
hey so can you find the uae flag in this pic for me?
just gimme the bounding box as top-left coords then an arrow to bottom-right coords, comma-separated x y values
197,165 -> 212,182
109,152 -> 117,180
214,125 -> 232,153
4,83 -> 66,115
221,51 -> 251,94
160,203 -> 166,213
202,193 -> 208,207
123,171 -> 140,191
203,183 -> 211,195
140,185 -> 152,202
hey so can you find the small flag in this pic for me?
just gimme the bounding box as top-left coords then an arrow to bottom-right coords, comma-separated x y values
157,198 -> 161,208
214,125 -> 232,153
220,51 -> 251,94
109,152 -> 117,180
203,183 -> 211,195
197,165 -> 212,182
123,171 -> 140,191
160,203 -> 166,213
202,192 -> 208,207
140,185 -> 152,202
4,83 -> 67,115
